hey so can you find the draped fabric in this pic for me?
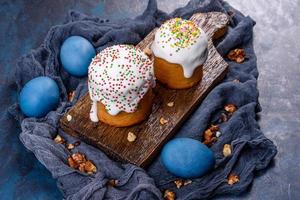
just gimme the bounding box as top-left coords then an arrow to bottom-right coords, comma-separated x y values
8,0 -> 277,199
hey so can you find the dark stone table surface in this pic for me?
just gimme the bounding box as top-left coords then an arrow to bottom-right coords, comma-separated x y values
0,0 -> 299,199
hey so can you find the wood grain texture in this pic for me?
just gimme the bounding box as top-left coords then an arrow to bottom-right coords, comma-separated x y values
60,12 -> 229,167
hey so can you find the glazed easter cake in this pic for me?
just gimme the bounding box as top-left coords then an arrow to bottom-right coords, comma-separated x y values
88,44 -> 155,127
151,18 -> 208,89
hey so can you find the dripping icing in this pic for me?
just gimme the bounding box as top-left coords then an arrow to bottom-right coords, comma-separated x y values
90,100 -> 99,122
88,44 -> 155,119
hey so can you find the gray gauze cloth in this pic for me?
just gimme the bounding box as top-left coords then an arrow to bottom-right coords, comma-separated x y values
9,0 -> 277,199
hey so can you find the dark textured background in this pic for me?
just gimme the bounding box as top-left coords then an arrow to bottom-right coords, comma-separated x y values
0,0 -> 299,199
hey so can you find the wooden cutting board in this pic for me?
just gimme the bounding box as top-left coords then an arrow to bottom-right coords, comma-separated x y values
60,12 -> 229,167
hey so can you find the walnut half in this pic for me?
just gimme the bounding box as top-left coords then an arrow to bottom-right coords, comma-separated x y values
227,48 -> 246,63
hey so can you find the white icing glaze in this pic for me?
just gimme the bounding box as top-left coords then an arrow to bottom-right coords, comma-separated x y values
151,18 -> 208,78
88,44 -> 155,119
90,100 -> 98,122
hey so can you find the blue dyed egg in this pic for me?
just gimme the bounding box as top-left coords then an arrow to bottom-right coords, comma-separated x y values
19,76 -> 60,117
161,138 -> 215,178
60,36 -> 96,77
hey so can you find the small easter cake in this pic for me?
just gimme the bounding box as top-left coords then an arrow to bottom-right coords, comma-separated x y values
88,44 -> 155,127
151,18 -> 208,89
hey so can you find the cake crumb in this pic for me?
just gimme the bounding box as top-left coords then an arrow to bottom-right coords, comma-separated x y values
160,117 -> 168,125
223,144 -> 232,157
67,114 -> 72,122
54,135 -> 65,144
67,143 -> 75,150
127,132 -> 137,142
167,101 -> 174,107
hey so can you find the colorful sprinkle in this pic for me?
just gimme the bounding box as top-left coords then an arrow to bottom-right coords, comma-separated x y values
158,18 -> 201,52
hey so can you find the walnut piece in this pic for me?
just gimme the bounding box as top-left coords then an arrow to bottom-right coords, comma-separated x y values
164,190 -> 176,200
78,163 -> 86,172
219,104 -> 237,123
107,179 -> 119,187
174,179 -> 183,189
127,132 -> 137,142
68,152 -> 97,174
160,117 -> 168,125
227,173 -> 239,185
203,124 -> 220,146
71,152 -> 86,164
68,157 -> 79,169
203,129 -> 213,140
210,124 -> 219,132
224,104 -> 237,113
223,144 -> 232,157
227,48 -> 246,63
68,91 -> 75,102
54,135 -> 65,144
84,160 -> 97,174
